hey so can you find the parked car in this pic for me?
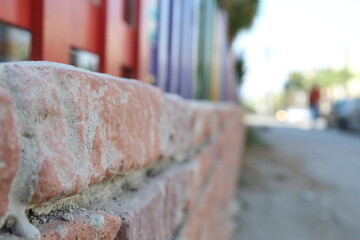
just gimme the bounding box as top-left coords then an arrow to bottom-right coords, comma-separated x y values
327,99 -> 352,129
347,98 -> 360,131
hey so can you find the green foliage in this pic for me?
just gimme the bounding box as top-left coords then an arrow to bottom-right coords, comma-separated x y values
285,72 -> 310,91
241,100 -> 256,113
273,91 -> 289,110
285,67 -> 355,91
245,127 -> 264,148
235,57 -> 246,84
311,68 -> 354,87
217,0 -> 260,41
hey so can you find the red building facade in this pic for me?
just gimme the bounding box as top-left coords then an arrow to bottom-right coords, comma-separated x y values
0,0 -> 237,101
0,0 -> 151,80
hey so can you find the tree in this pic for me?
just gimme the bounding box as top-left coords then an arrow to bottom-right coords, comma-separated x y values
286,68 -> 355,90
217,0 -> 260,41
235,56 -> 245,85
216,0 -> 260,100
284,67 -> 357,103
285,72 -> 310,91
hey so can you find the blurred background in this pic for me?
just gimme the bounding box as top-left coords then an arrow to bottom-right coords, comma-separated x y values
231,1 -> 360,240
234,0 -> 360,130
2,0 -> 360,239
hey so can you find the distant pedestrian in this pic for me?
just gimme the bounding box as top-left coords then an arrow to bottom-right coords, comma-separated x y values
309,85 -> 320,119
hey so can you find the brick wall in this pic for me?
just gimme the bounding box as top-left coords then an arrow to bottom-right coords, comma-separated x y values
0,62 -> 244,240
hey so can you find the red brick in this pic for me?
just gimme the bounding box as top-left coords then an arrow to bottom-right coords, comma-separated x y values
180,160 -> 235,240
39,212 -> 121,240
186,117 -> 244,212
178,120 -> 244,240
215,103 -> 243,129
0,89 -> 20,220
160,97 -> 242,158
1,62 -> 164,204
218,119 -> 243,164
185,142 -> 217,211
113,125 -> 243,240
115,165 -> 191,240
160,95 -> 194,157
189,103 -> 219,147
0,61 -> 245,240
160,97 -> 241,156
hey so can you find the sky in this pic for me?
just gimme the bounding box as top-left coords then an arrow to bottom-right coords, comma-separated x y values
232,0 -> 360,100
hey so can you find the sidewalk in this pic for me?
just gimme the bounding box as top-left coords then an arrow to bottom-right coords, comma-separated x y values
232,119 -> 360,240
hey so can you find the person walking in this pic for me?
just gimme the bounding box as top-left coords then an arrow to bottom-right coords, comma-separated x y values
309,85 -> 320,120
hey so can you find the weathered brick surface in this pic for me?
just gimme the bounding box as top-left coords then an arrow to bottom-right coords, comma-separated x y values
40,212 -> 121,240
189,104 -> 219,147
115,165 -> 190,240
0,89 -> 20,222
178,120 -> 244,240
114,123 -> 243,240
0,62 -> 244,240
161,96 -> 232,158
0,62 -> 241,207
0,62 -> 163,204
179,164 -> 227,240
0,234 -> 24,240
216,103 -> 243,128
160,95 -> 194,157
185,143 -> 217,211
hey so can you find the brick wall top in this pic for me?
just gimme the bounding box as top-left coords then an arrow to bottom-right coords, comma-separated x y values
0,62 -> 242,219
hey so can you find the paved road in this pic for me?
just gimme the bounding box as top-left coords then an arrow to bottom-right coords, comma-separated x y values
232,118 -> 360,240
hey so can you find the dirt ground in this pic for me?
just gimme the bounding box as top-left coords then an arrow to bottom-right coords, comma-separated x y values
232,122 -> 360,240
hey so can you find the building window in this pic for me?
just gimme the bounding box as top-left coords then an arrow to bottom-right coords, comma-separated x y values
123,0 -> 137,27
0,22 -> 31,62
121,66 -> 135,79
70,48 -> 99,72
